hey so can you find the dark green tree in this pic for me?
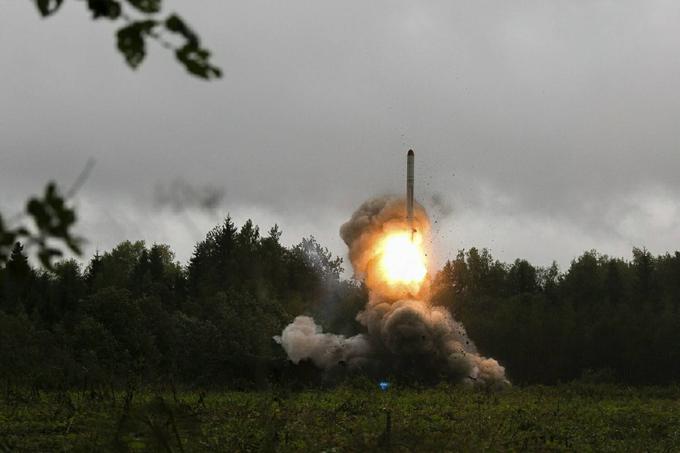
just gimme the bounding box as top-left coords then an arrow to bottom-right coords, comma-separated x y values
1,243 -> 34,314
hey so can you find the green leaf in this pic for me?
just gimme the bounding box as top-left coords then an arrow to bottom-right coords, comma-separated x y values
126,0 -> 162,14
35,0 -> 63,16
27,198 -> 50,230
175,43 -> 222,80
87,0 -> 122,19
25,182 -> 82,266
14,227 -> 29,237
164,15 -> 221,79
38,247 -> 63,270
65,236 -> 84,256
165,14 -> 198,44
0,231 -> 17,248
116,20 -> 157,68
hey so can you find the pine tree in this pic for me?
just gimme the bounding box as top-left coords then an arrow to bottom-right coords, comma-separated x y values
2,242 -> 32,313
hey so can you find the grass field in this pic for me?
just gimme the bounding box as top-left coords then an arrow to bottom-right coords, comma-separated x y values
1,383 -> 680,451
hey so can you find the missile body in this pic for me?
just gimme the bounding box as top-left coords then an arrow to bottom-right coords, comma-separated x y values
407,149 -> 415,232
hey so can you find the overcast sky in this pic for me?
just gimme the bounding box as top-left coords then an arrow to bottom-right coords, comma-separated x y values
3,1 -> 680,271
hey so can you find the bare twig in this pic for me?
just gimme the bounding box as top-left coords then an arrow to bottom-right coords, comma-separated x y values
65,158 -> 96,199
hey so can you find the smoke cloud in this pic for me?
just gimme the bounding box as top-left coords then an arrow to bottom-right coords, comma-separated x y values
275,196 -> 508,386
339,196 -> 431,300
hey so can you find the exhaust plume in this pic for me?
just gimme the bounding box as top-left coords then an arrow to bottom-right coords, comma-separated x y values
275,196 -> 508,386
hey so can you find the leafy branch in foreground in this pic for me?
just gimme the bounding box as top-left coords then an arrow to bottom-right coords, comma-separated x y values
33,0 -> 221,80
0,182 -> 83,270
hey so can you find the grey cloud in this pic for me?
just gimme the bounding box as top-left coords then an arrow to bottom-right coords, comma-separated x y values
2,1 -> 680,267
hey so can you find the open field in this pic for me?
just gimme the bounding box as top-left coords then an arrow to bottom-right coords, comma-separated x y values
2,383 -> 680,452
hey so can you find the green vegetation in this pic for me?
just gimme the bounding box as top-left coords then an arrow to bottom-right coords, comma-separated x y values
2,384 -> 680,451
0,216 -> 364,391
434,247 -> 680,384
3,213 -> 680,389
3,192 -> 680,449
0,182 -> 82,270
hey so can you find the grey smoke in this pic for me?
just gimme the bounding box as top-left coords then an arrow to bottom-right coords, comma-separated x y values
276,298 -> 507,385
275,196 -> 509,386
154,179 -> 225,213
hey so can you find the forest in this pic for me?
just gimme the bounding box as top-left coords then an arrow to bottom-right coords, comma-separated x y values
1,215 -> 679,392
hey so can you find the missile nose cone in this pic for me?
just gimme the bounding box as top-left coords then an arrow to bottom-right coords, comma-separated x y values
408,149 -> 414,156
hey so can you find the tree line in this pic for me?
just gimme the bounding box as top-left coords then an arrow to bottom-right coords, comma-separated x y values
432,247 -> 680,385
0,217 -> 365,393
2,215 -> 680,390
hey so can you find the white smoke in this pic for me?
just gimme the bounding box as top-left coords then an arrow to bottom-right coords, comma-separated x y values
274,316 -> 371,369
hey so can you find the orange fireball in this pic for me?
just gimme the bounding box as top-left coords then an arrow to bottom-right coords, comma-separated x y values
377,231 -> 427,285
368,229 -> 428,298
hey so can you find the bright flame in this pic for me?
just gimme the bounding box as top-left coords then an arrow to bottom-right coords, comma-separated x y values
377,231 -> 427,285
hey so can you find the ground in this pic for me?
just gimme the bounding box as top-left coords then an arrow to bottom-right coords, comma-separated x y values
1,383 -> 680,451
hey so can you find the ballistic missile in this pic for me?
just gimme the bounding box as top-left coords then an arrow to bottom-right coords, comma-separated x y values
407,149 -> 415,234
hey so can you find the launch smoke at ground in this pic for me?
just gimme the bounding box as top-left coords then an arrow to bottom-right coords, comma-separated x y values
275,196 -> 508,386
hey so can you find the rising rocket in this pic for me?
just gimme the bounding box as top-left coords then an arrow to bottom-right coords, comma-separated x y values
407,149 -> 415,235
